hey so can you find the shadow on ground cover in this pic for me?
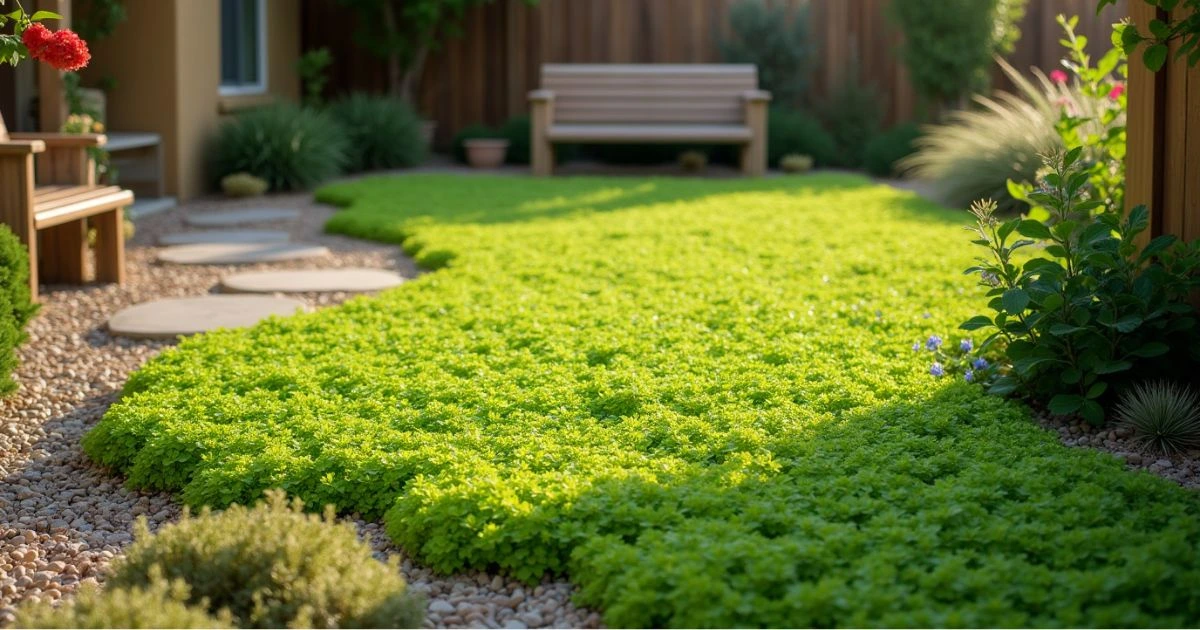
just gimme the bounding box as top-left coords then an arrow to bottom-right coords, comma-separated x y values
84,175 -> 1200,627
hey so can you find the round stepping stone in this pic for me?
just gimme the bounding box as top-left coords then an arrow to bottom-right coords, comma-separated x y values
159,230 -> 291,246
221,268 -> 405,294
185,208 -> 300,227
108,296 -> 306,339
157,243 -> 329,265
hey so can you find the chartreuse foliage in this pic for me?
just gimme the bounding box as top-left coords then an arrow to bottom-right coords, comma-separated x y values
85,175 -> 1200,627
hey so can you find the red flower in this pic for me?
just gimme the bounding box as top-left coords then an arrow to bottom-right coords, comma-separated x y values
1108,83 -> 1126,101
21,23 -> 90,71
20,23 -> 53,54
1049,69 -> 1069,84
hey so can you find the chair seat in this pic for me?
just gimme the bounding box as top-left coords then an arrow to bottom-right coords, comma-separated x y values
33,185 -> 134,229
547,124 -> 753,143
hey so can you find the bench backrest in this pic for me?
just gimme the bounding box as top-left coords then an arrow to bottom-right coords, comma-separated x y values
541,64 -> 758,125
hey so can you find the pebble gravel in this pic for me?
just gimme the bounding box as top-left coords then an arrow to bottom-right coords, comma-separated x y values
0,193 -> 600,628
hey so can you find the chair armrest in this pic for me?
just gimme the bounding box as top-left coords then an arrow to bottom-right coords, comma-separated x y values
0,140 -> 46,155
742,90 -> 772,104
528,90 -> 555,103
8,132 -> 108,148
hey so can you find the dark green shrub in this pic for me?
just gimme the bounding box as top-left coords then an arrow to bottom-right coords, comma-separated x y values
329,93 -> 426,172
17,578 -> 232,629
961,149 -> 1200,424
208,103 -> 348,192
819,77 -> 884,168
451,124 -> 501,164
499,116 -> 532,164
0,225 -> 37,397
767,108 -> 836,168
718,0 -> 813,107
889,0 -> 1027,108
864,123 -> 922,177
107,491 -> 424,628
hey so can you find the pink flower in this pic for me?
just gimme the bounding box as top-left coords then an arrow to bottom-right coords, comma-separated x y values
1050,69 -> 1069,84
1109,83 -> 1126,101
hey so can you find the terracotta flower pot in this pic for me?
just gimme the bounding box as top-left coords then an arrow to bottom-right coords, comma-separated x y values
464,139 -> 509,169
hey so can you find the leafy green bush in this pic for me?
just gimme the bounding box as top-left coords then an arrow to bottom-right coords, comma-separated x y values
498,116 -> 532,164
960,150 -> 1200,424
718,0 -> 813,107
864,123 -> 922,177
85,174 -> 1200,626
106,491 -> 424,628
889,0 -> 1027,108
17,577 -> 233,629
900,59 -> 1113,212
819,77 -> 884,168
0,225 -> 37,397
208,103 -> 348,192
329,93 -> 426,172
767,108 -> 836,168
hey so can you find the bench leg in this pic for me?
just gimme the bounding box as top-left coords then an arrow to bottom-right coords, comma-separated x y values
39,219 -> 88,286
741,141 -> 766,177
532,137 -> 554,176
93,208 -> 126,285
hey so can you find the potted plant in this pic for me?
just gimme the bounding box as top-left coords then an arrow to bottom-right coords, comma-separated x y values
463,130 -> 509,169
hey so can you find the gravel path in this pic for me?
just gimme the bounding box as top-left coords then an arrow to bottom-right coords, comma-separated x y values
0,193 -> 600,628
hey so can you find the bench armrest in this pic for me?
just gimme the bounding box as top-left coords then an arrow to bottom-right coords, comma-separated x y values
742,90 -> 772,103
528,89 -> 555,103
8,132 -> 108,148
0,140 -> 46,155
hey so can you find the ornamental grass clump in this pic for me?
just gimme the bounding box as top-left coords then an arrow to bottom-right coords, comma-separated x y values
329,94 -> 426,172
208,103 -> 348,192
106,491 -> 424,629
1115,382 -> 1200,455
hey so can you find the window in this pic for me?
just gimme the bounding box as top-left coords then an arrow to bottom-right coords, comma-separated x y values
220,0 -> 266,95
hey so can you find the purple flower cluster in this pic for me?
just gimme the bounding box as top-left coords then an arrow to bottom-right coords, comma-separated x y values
913,334 -> 992,383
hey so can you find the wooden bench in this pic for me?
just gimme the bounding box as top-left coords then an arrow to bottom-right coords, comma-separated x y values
528,64 -> 770,176
0,116 -> 133,300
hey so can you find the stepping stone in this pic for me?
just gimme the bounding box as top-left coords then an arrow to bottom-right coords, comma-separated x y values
184,208 -> 300,227
221,269 -> 406,294
157,243 -> 330,265
159,230 -> 291,246
108,296 -> 307,339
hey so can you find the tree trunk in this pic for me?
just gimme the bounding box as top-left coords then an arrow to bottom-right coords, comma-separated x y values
399,44 -> 430,107
381,0 -> 404,98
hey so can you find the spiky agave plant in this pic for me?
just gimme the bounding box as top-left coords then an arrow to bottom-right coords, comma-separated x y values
1114,382 -> 1200,456
899,58 -> 1118,212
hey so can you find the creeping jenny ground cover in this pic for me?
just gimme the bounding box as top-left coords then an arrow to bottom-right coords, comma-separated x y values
86,175 -> 1200,627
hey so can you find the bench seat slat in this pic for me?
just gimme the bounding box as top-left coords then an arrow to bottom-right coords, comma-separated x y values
34,186 -> 133,229
547,124 -> 753,143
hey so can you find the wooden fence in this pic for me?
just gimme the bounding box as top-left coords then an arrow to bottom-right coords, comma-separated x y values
1125,3 -> 1200,242
303,0 -> 1128,145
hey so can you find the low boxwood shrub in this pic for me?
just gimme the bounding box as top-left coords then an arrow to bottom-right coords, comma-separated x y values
0,225 -> 37,396
17,577 -> 233,629
329,93 -> 426,172
864,123 -> 922,177
86,175 -> 1200,627
819,78 -> 884,168
767,108 -> 836,168
208,103 -> 348,192
105,491 -> 423,628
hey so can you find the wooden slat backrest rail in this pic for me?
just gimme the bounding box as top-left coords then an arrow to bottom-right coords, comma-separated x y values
34,189 -> 133,229
543,64 -> 756,124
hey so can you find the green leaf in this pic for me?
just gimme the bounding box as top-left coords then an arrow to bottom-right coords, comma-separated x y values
1002,288 -> 1030,314
28,10 -> 62,21
1086,381 -> 1108,399
1144,44 -> 1170,72
960,315 -> 994,331
1017,219 -> 1052,240
1094,360 -> 1133,375
1130,342 -> 1169,358
1048,394 -> 1085,416
1050,323 -> 1084,336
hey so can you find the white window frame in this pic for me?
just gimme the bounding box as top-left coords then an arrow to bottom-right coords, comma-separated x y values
219,0 -> 268,97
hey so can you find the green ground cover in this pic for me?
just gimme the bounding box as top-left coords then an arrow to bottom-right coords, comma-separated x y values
85,175 -> 1200,627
